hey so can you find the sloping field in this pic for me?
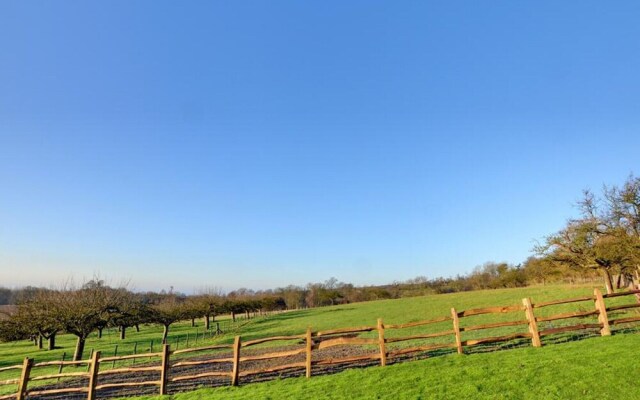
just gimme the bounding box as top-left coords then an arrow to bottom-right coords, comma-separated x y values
0,285 -> 596,368
2,284 -> 639,399
122,333 -> 640,400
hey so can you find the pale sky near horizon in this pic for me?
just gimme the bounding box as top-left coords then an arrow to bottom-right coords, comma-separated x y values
1,1 -> 639,293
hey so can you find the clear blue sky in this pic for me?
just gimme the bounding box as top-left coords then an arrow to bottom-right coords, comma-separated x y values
1,1 -> 639,292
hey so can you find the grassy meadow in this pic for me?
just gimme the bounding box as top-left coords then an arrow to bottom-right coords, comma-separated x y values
123,333 -> 640,400
1,283 -> 639,398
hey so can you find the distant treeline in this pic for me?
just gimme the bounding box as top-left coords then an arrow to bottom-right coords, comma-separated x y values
260,259 -> 604,309
0,261 -> 597,307
0,257 -> 610,309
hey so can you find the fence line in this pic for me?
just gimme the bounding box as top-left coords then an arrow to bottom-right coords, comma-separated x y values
1,288 -> 640,399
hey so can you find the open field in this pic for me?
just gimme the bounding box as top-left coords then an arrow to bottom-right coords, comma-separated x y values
2,284 -> 639,399
120,333 -> 640,400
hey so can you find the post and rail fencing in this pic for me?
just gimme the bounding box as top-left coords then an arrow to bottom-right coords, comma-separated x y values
1,288 -> 639,399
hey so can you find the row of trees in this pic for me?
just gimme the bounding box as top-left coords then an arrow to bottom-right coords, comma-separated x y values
271,261 -> 599,306
0,280 -> 286,361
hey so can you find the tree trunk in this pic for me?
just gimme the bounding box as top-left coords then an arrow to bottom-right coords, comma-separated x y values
37,335 -> 43,349
135,324 -> 140,332
191,318 -> 195,327
231,311 -> 236,322
204,314 -> 210,330
120,326 -> 126,340
616,274 -> 623,289
162,324 -> 169,344
97,328 -> 103,339
603,269 -> 614,294
74,336 -> 86,361
48,333 -> 56,350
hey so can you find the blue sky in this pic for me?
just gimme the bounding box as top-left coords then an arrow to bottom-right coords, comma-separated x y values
1,1 -> 639,292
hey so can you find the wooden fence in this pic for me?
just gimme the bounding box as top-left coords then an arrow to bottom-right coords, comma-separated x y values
1,288 -> 639,399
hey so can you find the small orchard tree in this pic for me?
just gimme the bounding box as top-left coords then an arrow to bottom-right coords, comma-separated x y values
110,291 -> 150,340
55,282 -> 127,360
192,294 -> 221,330
182,297 -> 206,327
13,288 -> 62,350
148,294 -> 188,343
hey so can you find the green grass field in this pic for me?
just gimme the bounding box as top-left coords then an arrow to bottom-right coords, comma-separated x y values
123,334 -> 640,400
1,284 -> 639,399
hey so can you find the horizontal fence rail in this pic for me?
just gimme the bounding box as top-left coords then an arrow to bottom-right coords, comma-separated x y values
1,287 -> 639,399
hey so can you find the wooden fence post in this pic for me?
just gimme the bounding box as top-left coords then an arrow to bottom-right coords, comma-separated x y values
593,288 -> 611,336
377,318 -> 387,366
132,342 -> 138,365
86,349 -> 94,372
87,350 -> 101,400
522,298 -> 541,347
451,308 -> 463,354
16,357 -> 33,400
231,336 -> 241,386
160,344 -> 170,395
305,327 -> 313,378
57,352 -> 66,382
111,345 -> 118,368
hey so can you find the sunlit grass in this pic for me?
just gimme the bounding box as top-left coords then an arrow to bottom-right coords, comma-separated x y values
1,284 -> 639,397
124,334 -> 640,400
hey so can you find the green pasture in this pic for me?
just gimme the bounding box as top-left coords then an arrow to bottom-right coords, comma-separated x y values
232,284 -> 638,351
125,333 -> 640,400
1,284 -> 639,397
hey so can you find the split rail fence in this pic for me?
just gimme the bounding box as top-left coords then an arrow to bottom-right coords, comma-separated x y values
1,288 -> 639,399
